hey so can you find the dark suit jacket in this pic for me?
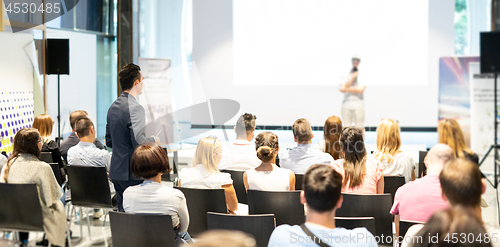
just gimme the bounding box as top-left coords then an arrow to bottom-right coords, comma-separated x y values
106,92 -> 155,181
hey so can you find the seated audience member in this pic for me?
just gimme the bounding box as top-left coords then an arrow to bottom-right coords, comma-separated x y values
316,115 -> 343,160
123,144 -> 191,246
218,113 -> 260,171
268,165 -> 377,247
372,119 -> 415,183
190,230 -> 256,247
438,118 -> 479,164
178,136 -> 238,212
280,118 -> 335,174
0,128 -> 66,247
60,110 -> 105,158
0,152 -> 6,171
331,127 -> 384,194
33,114 -> 63,167
390,144 -> 453,236
243,132 -> 295,191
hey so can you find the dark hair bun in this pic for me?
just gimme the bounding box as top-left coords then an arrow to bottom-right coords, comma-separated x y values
256,146 -> 274,162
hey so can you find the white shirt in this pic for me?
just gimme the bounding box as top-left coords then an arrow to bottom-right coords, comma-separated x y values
279,143 -> 335,174
179,164 -> 233,189
374,152 -> 415,183
218,139 -> 260,171
246,165 -> 291,191
67,142 -> 111,170
0,155 -> 7,171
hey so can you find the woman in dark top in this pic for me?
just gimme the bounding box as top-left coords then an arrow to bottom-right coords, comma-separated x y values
33,114 -> 64,168
438,119 -> 479,164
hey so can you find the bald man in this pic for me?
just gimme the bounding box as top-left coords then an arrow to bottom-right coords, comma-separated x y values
390,144 -> 454,236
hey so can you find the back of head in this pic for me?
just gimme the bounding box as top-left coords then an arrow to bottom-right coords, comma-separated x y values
340,127 -> 367,188
439,158 -> 482,208
374,119 -> 401,162
438,119 -> 472,158
70,110 -> 88,131
303,165 -> 343,212
131,144 -> 170,179
323,116 -> 342,160
235,113 -> 257,138
189,230 -> 256,247
192,136 -> 221,173
426,144 -> 454,171
255,132 -> 279,163
118,63 -> 141,91
32,114 -> 53,138
413,206 -> 490,247
3,128 -> 41,182
74,117 -> 94,138
292,118 -> 313,143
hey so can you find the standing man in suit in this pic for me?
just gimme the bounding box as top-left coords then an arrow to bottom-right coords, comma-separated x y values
106,63 -> 158,211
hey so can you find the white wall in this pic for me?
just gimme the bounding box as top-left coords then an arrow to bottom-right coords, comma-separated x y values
191,0 -> 455,128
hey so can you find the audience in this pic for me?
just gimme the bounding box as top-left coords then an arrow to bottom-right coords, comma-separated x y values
60,110 -> 105,159
243,132 -> 295,191
189,230 -> 256,247
331,127 -> 383,194
390,144 -> 453,236
178,136 -> 238,212
372,119 -> 415,183
33,114 -> 63,168
218,113 -> 260,171
280,118 -> 335,174
268,165 -> 377,246
316,115 -> 343,160
123,144 -> 191,246
0,128 -> 66,247
438,118 -> 479,164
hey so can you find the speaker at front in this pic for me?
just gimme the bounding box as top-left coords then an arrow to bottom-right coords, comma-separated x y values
480,31 -> 500,74
46,39 -> 70,75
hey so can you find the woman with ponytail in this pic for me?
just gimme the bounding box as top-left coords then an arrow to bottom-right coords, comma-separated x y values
331,127 -> 384,194
243,132 -> 295,191
0,128 -> 66,247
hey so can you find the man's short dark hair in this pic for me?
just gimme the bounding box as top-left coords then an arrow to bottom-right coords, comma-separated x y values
75,116 -> 94,138
131,144 -> 170,179
303,164 -> 343,212
70,110 -> 88,130
119,63 -> 141,91
235,113 -> 257,137
439,158 -> 482,207
293,118 -> 313,143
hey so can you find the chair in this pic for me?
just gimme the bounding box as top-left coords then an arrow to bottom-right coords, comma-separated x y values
336,193 -> 393,240
399,220 -> 424,239
294,174 -> 304,190
335,217 -> 376,236
207,212 -> 275,247
174,187 -> 227,236
66,166 -> 114,246
39,152 -> 53,163
109,212 -> 176,247
383,176 -> 405,203
418,151 -> 428,178
49,163 -> 63,186
247,190 -> 304,226
221,169 -> 247,204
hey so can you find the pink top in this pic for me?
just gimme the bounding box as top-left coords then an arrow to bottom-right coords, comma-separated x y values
390,175 -> 448,222
330,158 -> 383,195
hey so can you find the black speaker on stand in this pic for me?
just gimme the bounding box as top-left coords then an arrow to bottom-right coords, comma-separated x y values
45,39 -> 70,145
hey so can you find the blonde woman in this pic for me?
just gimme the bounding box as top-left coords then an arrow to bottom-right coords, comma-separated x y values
178,136 -> 238,212
243,132 -> 295,191
316,116 -> 343,160
373,119 -> 415,183
438,119 -> 479,164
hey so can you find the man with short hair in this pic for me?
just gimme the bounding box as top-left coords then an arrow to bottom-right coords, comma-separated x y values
268,165 -> 376,247
390,144 -> 453,235
105,63 -> 158,211
218,113 -> 260,171
279,118 -> 334,174
60,110 -> 105,158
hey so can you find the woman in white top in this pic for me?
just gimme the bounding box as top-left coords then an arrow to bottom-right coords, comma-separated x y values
243,132 -> 295,191
179,136 -> 238,212
372,119 -> 416,183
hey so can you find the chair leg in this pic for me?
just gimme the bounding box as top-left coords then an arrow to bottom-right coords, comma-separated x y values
79,208 -> 83,239
102,209 -> 108,227
67,206 -> 75,247
86,208 -> 92,240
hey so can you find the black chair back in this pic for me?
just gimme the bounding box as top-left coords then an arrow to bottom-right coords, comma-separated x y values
335,217 -> 376,236
383,176 -> 405,203
294,174 -> 304,190
207,212 -> 275,247
39,152 -> 53,163
109,212 -> 175,247
48,163 -> 63,186
66,166 -> 113,208
221,170 -> 247,204
336,193 -> 392,240
247,190 -> 304,226
0,184 -> 44,232
418,151 -> 428,178
175,187 -> 227,236
399,220 -> 424,239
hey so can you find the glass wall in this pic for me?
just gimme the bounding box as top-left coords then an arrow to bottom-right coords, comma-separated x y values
455,0 -> 492,55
